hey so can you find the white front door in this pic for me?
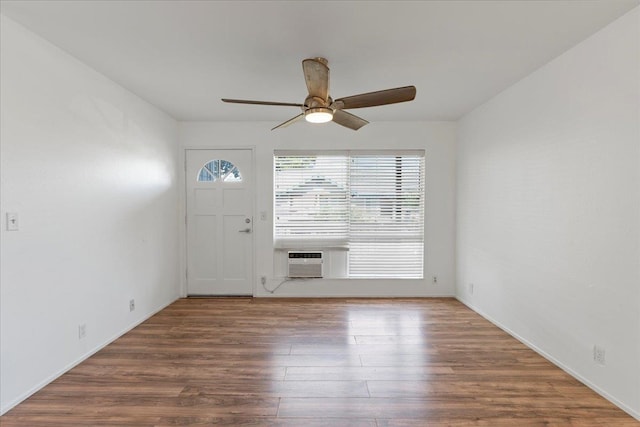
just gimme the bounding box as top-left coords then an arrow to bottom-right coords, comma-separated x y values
185,149 -> 254,295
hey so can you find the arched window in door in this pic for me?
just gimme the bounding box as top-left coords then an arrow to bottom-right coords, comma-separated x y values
197,160 -> 243,182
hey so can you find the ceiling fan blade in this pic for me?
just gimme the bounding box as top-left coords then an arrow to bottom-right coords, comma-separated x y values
333,86 -> 416,110
302,58 -> 329,102
332,110 -> 369,131
271,113 -> 305,131
222,98 -> 304,107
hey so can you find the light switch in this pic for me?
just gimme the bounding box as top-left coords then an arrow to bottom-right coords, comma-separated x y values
6,212 -> 19,231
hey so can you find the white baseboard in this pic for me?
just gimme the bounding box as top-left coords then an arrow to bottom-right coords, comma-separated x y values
0,297 -> 179,416
456,296 -> 640,421
259,291 -> 457,298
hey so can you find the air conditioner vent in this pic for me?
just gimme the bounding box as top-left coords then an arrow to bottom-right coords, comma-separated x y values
288,251 -> 323,278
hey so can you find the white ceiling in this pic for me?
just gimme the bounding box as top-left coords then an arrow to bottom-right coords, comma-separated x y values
1,0 -> 638,123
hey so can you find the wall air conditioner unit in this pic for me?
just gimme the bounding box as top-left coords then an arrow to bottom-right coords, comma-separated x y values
288,251 -> 323,278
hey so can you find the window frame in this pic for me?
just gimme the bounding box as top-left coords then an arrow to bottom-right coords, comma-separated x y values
274,149 -> 425,279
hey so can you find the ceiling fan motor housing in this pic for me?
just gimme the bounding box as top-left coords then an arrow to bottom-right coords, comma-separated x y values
304,95 -> 330,109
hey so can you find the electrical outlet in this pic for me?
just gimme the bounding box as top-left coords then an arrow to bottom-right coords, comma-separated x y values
469,283 -> 474,295
593,345 -> 606,365
129,299 -> 135,312
78,324 -> 86,339
432,276 -> 438,284
261,276 -> 267,285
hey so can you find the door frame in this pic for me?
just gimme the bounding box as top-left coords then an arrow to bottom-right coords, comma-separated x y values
180,146 -> 256,297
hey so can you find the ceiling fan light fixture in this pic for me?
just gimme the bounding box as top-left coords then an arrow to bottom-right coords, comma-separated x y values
305,107 -> 333,123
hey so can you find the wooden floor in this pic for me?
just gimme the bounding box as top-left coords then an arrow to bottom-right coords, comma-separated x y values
2,298 -> 637,426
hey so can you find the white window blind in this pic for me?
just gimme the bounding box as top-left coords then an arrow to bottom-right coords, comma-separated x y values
348,154 -> 424,278
274,154 -> 349,247
274,151 -> 424,279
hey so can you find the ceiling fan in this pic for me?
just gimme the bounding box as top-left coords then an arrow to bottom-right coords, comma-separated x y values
222,57 -> 416,131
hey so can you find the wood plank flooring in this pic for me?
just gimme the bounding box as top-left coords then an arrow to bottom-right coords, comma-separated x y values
1,298 -> 637,426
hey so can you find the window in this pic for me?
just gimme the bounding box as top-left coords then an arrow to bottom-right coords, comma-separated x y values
274,154 -> 349,246
274,151 -> 425,279
197,160 -> 242,182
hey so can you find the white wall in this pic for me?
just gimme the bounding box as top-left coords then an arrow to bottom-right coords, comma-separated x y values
456,7 -> 640,418
0,16 -> 180,414
179,121 -> 456,297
